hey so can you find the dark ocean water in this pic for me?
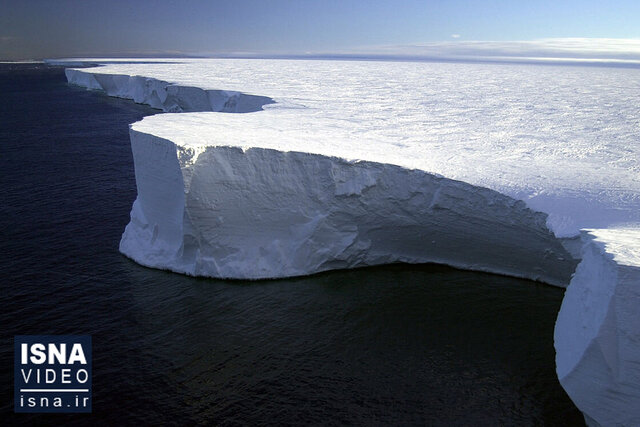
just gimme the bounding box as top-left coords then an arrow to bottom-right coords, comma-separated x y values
0,64 -> 583,425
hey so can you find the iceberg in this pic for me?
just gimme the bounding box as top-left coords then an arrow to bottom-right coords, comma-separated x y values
62,59 -> 640,426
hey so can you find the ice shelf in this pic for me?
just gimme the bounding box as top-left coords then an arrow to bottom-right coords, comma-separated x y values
62,59 -> 640,426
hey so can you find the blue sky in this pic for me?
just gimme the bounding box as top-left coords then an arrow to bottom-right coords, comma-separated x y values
1,0 -> 640,60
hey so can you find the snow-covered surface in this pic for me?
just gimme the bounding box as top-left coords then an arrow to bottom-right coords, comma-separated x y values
62,58 -> 640,425
65,58 -> 640,239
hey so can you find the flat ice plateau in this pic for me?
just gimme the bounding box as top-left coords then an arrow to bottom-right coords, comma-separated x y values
62,58 -> 640,426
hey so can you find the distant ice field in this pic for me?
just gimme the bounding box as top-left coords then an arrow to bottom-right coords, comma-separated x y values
70,58 -> 640,238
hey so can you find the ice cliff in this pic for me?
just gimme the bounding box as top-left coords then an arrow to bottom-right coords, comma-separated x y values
122,127 -> 574,284
63,60 -> 640,426
555,229 -> 640,427
66,67 -> 273,113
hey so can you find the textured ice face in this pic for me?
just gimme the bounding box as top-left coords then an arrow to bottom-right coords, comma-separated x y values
555,229 -> 640,427
69,58 -> 640,238
119,129 -> 576,284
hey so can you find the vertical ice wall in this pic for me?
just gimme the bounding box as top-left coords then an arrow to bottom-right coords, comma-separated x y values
65,68 -> 274,113
119,127 -> 577,283
556,229 -> 640,427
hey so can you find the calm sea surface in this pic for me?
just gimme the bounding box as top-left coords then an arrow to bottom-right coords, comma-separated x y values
0,64 -> 583,425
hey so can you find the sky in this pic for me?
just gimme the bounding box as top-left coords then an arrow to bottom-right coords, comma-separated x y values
2,0 -> 640,61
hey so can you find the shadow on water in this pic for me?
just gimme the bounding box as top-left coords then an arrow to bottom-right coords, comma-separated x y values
0,64 -> 584,425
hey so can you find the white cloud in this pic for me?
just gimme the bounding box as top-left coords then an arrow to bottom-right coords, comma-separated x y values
349,38 -> 640,62
451,34 -> 461,39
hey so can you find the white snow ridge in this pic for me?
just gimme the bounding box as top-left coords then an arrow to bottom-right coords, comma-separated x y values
62,58 -> 640,426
